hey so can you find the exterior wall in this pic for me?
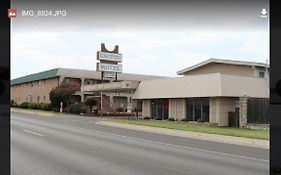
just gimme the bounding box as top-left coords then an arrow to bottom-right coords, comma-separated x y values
209,97 -> 220,124
168,98 -> 186,120
142,99 -> 151,117
11,77 -> 59,104
219,98 -> 238,126
182,63 -> 266,77
209,97 -> 238,126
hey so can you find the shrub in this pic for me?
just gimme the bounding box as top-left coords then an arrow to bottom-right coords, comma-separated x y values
167,117 -> 175,121
28,103 -> 39,109
85,98 -> 97,114
20,102 -> 29,109
143,116 -> 150,120
11,100 -> 18,107
85,98 -> 97,107
67,103 -> 82,114
49,83 -> 76,111
43,103 -> 52,111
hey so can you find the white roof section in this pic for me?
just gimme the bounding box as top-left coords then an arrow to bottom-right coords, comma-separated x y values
57,68 -> 167,81
177,58 -> 269,75
132,73 -> 269,99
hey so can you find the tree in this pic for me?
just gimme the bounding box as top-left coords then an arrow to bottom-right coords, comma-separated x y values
85,98 -> 97,114
49,83 -> 77,111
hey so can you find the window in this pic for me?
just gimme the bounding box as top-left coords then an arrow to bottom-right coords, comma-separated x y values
259,71 -> 265,78
43,96 -> 46,102
150,99 -> 169,120
186,98 -> 210,122
37,96 -> 40,103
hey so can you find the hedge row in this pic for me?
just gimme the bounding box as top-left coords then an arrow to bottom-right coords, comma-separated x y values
11,100 -> 87,114
67,103 -> 86,114
11,101 -> 52,111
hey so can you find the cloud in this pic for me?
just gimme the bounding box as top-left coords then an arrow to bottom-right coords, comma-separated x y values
11,28 -> 269,79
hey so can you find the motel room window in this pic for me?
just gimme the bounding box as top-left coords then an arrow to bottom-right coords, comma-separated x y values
259,71 -> 265,78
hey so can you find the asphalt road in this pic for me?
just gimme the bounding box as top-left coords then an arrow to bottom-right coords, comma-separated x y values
11,112 -> 269,175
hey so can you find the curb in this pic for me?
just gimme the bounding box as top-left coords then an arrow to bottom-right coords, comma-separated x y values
97,121 -> 269,149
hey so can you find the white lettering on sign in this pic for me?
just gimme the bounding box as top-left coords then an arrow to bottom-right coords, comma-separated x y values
103,72 -> 116,78
98,63 -> 122,73
98,52 -> 122,62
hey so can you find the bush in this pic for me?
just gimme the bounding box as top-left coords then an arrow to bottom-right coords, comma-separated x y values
167,117 -> 175,121
42,103 -> 52,111
49,83 -> 76,111
28,103 -> 39,109
11,100 -> 18,107
85,98 -> 97,107
20,102 -> 29,109
67,103 -> 83,114
143,116 -> 150,120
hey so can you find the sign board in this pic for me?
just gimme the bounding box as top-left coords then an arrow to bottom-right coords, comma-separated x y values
103,72 -> 116,78
98,63 -> 122,73
98,52 -> 122,62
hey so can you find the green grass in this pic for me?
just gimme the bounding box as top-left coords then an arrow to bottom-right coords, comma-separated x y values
105,118 -> 269,140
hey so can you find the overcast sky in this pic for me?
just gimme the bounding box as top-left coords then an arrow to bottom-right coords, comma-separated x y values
11,0 -> 269,79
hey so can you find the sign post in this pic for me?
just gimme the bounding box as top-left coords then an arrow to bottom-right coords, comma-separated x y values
96,43 -> 123,118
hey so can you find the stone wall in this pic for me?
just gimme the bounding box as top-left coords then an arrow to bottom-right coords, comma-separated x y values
239,96 -> 248,128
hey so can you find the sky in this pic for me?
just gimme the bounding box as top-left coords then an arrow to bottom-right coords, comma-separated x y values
11,0 -> 269,79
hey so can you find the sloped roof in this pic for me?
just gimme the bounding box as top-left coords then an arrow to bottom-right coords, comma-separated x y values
132,73 -> 269,99
11,67 -> 166,86
11,68 -> 59,85
177,58 -> 269,75
57,67 -> 166,81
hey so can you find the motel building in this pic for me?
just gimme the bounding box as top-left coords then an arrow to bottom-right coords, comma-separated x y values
11,58 -> 269,128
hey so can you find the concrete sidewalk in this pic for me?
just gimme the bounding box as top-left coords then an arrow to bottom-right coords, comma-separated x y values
97,120 -> 269,149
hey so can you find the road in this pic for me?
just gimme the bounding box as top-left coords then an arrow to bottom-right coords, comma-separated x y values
11,112 -> 269,175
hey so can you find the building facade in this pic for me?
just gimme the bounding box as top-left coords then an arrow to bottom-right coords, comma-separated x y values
132,58 -> 270,127
11,58 -> 269,127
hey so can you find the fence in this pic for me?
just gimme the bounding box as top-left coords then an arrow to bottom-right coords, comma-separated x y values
247,98 -> 269,124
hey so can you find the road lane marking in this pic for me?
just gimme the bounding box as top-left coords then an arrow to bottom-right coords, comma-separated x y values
13,116 -> 268,162
23,129 -> 44,137
75,127 -> 269,163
